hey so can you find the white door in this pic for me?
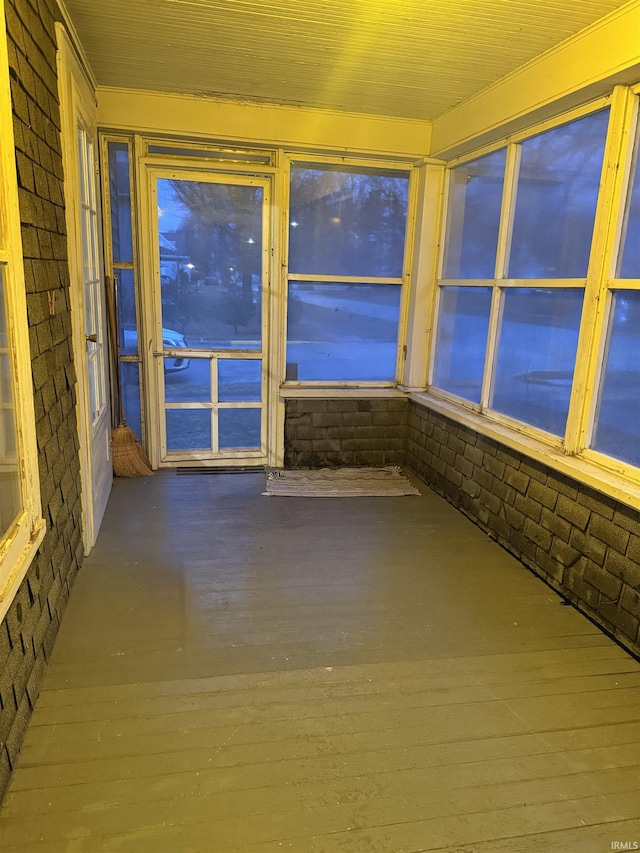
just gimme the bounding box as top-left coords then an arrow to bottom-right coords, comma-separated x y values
57,27 -> 112,551
75,123 -> 111,544
143,168 -> 272,467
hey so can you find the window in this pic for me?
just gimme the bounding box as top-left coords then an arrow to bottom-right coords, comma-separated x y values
0,21 -> 45,620
508,111 -> 609,278
103,138 -> 144,441
432,286 -> 492,403
0,271 -> 21,537
491,288 -> 584,436
592,291 -> 640,466
286,163 -> 410,383
429,88 -> 640,491
591,107 -> 640,467
442,149 -> 506,280
433,107 -> 610,441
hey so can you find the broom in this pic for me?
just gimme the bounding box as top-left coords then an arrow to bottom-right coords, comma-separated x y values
105,275 -> 154,477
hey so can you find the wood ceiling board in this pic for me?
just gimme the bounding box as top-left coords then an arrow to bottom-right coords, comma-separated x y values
61,0 -> 634,120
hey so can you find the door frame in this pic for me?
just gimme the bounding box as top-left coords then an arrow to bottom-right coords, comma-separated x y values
138,161 -> 278,467
56,25 -> 112,552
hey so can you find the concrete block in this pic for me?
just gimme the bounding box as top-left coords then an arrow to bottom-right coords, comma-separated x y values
326,426 -> 357,440
546,471 -> 579,501
584,562 -> 623,601
355,426 -> 386,439
540,506 -> 571,542
298,400 -> 328,413
327,399 -> 357,413
577,488 -> 616,520
564,572 -> 601,609
460,477 -> 481,499
504,467 -> 530,495
556,494 -> 591,531
535,548 -> 565,583
523,518 -> 552,551
503,503 -> 525,532
604,549 -> 640,588
589,514 -> 630,552
598,601 -> 639,638
342,412 -> 374,427
311,412 -> 342,428
463,444 -> 484,467
613,506 -> 640,537
515,492 -> 542,524
527,480 -> 557,511
372,411 -> 403,427
621,585 -> 640,616
550,537 -> 580,568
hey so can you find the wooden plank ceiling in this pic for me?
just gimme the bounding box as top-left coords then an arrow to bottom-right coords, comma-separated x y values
61,0 -> 634,120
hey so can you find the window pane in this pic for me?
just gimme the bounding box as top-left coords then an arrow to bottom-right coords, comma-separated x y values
617,121 -> 640,278
289,166 -> 408,277
164,356 -> 207,402
592,291 -> 640,466
0,269 -> 22,538
116,269 -> 138,355
218,359 -> 261,402
508,111 -> 609,278
121,362 -> 142,443
108,142 -> 134,264
166,409 -> 212,451
491,288 -> 583,436
442,150 -> 506,279
433,286 -> 492,403
287,282 -> 400,381
218,408 -> 261,450
157,179 -> 262,350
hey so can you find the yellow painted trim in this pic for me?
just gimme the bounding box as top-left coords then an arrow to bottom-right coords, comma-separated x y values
431,1 -> 640,159
96,87 -> 431,159
0,2 -> 45,614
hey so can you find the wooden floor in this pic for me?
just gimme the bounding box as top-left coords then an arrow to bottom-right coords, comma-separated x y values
0,471 -> 639,852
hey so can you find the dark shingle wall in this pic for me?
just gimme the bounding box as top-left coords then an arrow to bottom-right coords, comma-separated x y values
284,397 -> 408,468
0,0 -> 84,801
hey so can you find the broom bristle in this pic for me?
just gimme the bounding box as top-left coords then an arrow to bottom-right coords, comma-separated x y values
112,425 -> 154,477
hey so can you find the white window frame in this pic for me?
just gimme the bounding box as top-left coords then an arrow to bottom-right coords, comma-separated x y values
282,153 -> 418,390
415,86 -> 640,510
0,6 -> 45,621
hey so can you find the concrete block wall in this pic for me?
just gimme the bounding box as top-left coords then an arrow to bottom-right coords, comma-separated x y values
284,397 -> 408,468
0,0 -> 84,801
406,400 -> 640,656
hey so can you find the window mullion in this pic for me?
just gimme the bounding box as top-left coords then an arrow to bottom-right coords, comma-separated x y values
481,143 -> 520,411
564,86 -> 635,455
480,286 -> 503,411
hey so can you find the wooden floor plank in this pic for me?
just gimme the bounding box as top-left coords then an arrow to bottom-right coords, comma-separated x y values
0,471 -> 638,852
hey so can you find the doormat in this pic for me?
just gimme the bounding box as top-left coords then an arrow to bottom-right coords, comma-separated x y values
176,466 -> 265,475
263,466 -> 421,497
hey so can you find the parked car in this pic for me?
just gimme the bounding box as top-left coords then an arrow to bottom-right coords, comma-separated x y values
121,325 -> 190,373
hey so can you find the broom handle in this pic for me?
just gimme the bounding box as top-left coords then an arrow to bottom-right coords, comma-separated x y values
104,274 -> 125,428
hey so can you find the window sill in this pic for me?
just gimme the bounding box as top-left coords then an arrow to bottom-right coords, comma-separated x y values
409,391 -> 640,512
280,384 -> 405,398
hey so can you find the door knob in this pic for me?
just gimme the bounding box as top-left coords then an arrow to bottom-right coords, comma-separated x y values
86,333 -> 98,343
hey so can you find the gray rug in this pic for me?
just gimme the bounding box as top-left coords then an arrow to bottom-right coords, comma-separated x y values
263,466 -> 421,497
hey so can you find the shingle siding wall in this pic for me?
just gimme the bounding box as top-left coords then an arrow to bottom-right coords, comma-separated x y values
0,0 -> 84,801
284,398 -> 408,468
406,400 -> 640,656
